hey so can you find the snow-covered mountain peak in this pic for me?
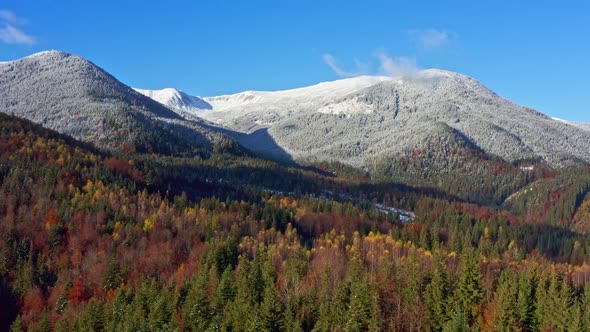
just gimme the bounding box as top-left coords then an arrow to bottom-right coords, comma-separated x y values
273,75 -> 391,98
1,50 -> 76,67
29,50 -> 71,58
134,87 -> 212,113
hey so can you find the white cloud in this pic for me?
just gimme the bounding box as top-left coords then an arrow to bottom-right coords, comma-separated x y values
0,10 -> 35,45
323,51 -> 421,79
0,24 -> 35,45
376,52 -> 420,78
410,29 -> 452,49
0,10 -> 16,23
323,54 -> 362,78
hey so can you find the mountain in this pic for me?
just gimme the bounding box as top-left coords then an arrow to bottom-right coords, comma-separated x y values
136,76 -> 392,158
139,70 -> 590,167
133,87 -> 212,115
136,70 -> 590,203
139,71 -> 590,169
4,50 -> 590,204
553,117 -> 590,132
0,50 -> 239,156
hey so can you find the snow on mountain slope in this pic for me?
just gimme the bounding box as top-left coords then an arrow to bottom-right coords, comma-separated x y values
199,76 -> 392,126
137,75 -> 391,117
189,69 -> 590,169
552,117 -> 590,132
201,91 -> 268,114
0,50 -> 238,155
136,68 -> 590,169
133,88 -> 212,114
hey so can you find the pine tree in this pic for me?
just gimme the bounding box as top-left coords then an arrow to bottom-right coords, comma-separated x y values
103,257 -> 125,291
583,286 -> 590,332
9,316 -> 24,332
250,252 -> 265,304
36,309 -> 51,332
147,289 -> 176,331
283,302 -> 304,332
443,309 -> 469,332
424,254 -> 450,331
344,276 -> 372,332
223,258 -> 255,331
483,271 -> 517,331
514,272 -> 535,330
533,277 -> 548,330
569,301 -> 583,332
54,318 -> 70,332
535,274 -> 574,331
312,268 -> 334,332
343,253 -> 379,332
259,284 -> 284,332
183,269 -> 212,331
213,266 -> 236,313
453,249 -> 483,323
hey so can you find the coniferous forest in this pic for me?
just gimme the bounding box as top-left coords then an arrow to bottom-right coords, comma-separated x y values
3,110 -> 590,332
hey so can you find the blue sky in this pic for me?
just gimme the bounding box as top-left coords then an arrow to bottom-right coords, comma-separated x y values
1,1 -> 589,122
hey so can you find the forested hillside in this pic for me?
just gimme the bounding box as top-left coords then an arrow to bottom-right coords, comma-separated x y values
2,111 -> 590,331
0,51 -> 242,157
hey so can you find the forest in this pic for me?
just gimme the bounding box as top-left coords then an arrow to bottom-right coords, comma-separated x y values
2,111 -> 590,331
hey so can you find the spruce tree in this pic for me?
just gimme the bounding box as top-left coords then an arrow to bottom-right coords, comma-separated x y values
424,254 -> 450,331
260,284 -> 284,332
183,269 -> 212,331
454,249 -> 483,323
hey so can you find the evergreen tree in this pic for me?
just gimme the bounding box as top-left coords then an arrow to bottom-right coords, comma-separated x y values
312,268 -> 334,332
443,309 -> 469,332
514,272 -> 535,330
223,258 -> 255,331
147,289 -> 176,331
535,274 -> 574,331
250,252 -> 266,304
583,286 -> 590,332
9,316 -> 24,332
424,254 -> 450,331
213,266 -> 236,312
259,284 -> 284,332
569,301 -> 583,332
183,269 -> 212,331
453,249 -> 483,323
483,271 -> 517,331
36,309 -> 51,332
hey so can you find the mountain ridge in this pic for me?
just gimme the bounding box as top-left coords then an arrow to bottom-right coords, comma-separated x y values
0,50 -> 242,156
135,68 -> 590,170
3,50 -> 590,202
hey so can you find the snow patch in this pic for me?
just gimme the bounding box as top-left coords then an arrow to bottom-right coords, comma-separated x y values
317,98 -> 374,115
134,87 -> 211,114
204,91 -> 267,111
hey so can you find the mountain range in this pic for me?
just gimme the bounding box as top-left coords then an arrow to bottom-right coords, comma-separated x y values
0,50 -> 241,157
136,70 -> 590,170
2,50 -> 590,201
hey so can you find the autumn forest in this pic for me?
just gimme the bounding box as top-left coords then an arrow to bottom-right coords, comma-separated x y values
2,111 -> 590,332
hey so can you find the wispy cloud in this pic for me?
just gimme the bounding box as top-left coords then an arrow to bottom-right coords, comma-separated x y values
323,52 -> 420,79
0,10 -> 35,45
376,52 -> 420,78
409,29 -> 452,49
322,54 -> 363,78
